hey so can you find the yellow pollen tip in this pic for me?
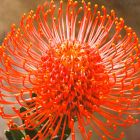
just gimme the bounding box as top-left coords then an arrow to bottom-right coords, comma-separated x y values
101,5 -> 105,9
94,4 -> 98,8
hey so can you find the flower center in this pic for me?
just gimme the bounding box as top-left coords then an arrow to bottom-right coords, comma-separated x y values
36,41 -> 110,115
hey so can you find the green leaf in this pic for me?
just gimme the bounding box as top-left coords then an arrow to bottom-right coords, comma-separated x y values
32,93 -> 37,97
24,129 -> 38,139
5,130 -> 24,140
63,125 -> 71,140
20,107 -> 38,138
5,130 -> 13,140
20,107 -> 27,113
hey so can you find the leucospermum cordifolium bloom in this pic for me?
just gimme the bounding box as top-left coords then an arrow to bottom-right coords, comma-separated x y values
0,0 -> 140,140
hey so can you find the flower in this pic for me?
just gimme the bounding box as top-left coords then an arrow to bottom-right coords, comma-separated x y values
0,0 -> 140,139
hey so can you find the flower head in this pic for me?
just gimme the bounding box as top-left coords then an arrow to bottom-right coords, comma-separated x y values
0,0 -> 140,140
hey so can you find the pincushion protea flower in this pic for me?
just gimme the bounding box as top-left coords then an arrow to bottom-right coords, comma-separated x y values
0,0 -> 140,139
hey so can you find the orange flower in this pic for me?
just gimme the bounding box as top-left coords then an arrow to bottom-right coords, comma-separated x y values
0,0 -> 140,140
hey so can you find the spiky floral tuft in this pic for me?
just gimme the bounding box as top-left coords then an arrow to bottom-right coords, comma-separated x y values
0,0 -> 140,140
